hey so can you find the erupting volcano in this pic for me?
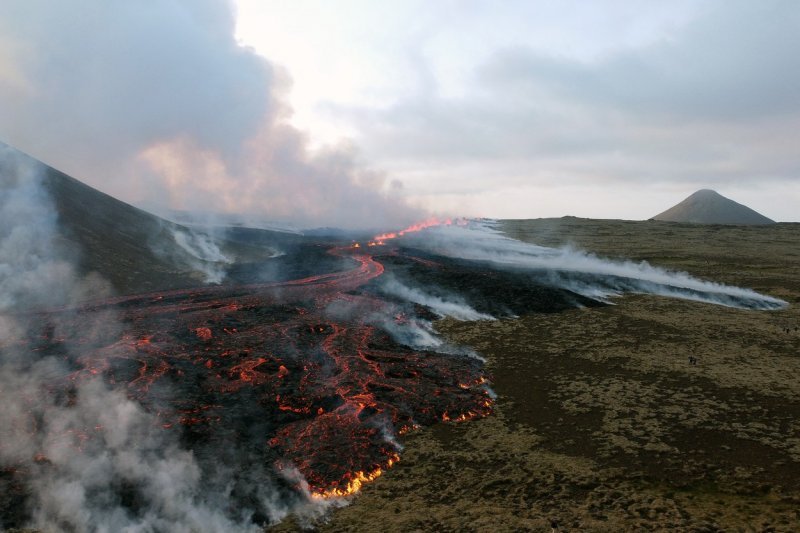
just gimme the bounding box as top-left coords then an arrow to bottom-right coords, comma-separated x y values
4,150 -> 617,528
2,150 -> 785,529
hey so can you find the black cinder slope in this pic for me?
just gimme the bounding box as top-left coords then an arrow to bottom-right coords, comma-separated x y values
0,142 -> 303,295
38,154 -> 200,293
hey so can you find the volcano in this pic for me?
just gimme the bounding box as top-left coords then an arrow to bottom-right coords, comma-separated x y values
652,189 -> 775,225
2,142 -> 606,529
3,141 -> 785,530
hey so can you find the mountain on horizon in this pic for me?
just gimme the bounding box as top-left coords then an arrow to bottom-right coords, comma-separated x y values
652,189 -> 775,225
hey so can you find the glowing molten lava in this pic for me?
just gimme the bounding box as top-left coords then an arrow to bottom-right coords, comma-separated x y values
310,453 -> 399,499
369,216 -> 467,246
9,243 -> 493,504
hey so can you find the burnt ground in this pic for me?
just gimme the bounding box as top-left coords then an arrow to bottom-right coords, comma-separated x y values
0,246 -> 496,529
364,251 -> 603,317
278,219 -> 800,532
3,238 -> 612,530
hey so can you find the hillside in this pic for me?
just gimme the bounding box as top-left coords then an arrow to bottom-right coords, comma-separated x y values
653,189 -> 775,225
0,142 -> 318,296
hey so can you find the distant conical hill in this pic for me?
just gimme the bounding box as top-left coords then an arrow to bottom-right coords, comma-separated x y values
652,189 -> 775,225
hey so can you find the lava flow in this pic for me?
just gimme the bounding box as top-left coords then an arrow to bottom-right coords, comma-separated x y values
368,216 -> 467,246
10,242 -> 493,502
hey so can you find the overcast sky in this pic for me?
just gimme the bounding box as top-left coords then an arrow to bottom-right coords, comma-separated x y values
1,1 -> 798,224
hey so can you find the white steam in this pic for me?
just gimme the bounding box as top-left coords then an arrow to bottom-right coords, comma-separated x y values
0,151 -> 320,531
0,146 -> 113,311
170,227 -> 233,284
381,277 -> 493,321
400,220 -> 787,310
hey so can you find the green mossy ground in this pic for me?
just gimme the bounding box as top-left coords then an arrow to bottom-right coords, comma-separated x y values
282,219 -> 800,532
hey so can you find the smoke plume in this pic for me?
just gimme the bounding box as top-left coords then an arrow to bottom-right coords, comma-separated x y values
0,0 -> 423,230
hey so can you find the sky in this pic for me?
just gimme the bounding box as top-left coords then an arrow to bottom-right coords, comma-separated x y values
1,1 -> 798,225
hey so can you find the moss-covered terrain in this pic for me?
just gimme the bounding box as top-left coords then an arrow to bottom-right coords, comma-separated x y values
282,218 -> 800,532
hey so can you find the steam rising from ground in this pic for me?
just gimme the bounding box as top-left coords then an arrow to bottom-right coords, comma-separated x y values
0,150 -> 327,531
0,147 -> 112,311
381,277 -> 493,321
169,227 -> 233,284
400,220 -> 786,310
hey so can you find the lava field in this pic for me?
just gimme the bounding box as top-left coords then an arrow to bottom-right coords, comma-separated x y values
0,228 -> 609,530
2,238 -> 583,526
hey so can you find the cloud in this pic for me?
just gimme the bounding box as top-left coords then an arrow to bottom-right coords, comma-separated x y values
323,0 -> 800,219
482,1 -> 800,121
0,0 -> 421,229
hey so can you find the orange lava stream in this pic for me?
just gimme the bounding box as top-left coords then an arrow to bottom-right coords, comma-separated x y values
366,216 -> 467,247
16,240 -> 494,503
